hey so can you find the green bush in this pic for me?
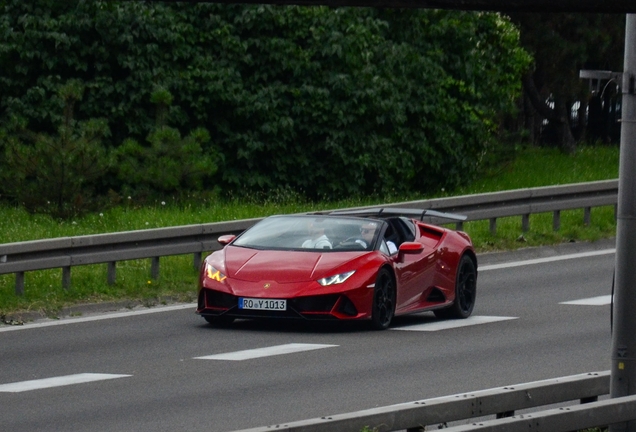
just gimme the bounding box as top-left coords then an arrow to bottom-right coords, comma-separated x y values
114,126 -> 218,198
0,1 -> 531,203
0,80 -> 111,218
112,87 -> 219,200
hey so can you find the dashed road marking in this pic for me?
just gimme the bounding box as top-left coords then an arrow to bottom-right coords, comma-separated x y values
391,316 -> 518,332
194,343 -> 338,361
560,295 -> 612,306
0,373 -> 131,393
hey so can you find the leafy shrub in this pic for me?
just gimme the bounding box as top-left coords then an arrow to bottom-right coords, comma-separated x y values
113,87 -> 219,200
0,80 -> 111,218
114,126 -> 218,198
0,1 -> 530,202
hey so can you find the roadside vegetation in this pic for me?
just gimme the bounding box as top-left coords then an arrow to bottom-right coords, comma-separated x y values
0,2 -> 531,214
0,144 -> 619,318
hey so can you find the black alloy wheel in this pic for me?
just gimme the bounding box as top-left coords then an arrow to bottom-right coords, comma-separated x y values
371,268 -> 396,330
434,255 -> 477,319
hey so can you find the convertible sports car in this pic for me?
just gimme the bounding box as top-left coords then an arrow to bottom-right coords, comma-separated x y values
196,208 -> 477,330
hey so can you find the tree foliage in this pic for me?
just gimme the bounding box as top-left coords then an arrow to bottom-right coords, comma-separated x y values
0,1 -> 530,209
508,13 -> 625,152
115,125 -> 218,197
0,80 -> 111,218
113,86 -> 218,198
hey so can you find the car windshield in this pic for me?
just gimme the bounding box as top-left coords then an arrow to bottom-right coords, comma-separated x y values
232,215 -> 383,251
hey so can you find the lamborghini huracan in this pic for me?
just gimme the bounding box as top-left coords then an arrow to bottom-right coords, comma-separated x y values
196,209 -> 477,330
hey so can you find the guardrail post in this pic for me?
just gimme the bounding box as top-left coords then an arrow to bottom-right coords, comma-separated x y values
15,272 -> 24,296
489,218 -> 497,235
584,207 -> 591,225
107,262 -> 117,285
194,252 -> 202,271
62,266 -> 71,290
522,214 -> 530,232
553,210 -> 561,231
151,257 -> 160,280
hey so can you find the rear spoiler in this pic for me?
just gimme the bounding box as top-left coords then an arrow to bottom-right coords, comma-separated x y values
330,207 -> 467,222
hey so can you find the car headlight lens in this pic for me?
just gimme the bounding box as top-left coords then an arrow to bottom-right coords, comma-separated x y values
205,263 -> 227,283
317,271 -> 355,286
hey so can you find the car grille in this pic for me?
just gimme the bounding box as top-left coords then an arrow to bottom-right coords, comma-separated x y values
289,295 -> 340,313
199,289 -> 357,320
200,289 -> 237,310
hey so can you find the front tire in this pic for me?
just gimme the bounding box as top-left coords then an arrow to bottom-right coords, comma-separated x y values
371,268 -> 396,330
434,255 -> 477,319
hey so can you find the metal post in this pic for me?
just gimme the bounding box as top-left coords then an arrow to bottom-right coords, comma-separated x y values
610,13 -> 636,432
553,210 -> 561,231
489,218 -> 497,235
15,272 -> 24,296
107,262 -> 117,285
521,214 -> 530,232
584,207 -> 591,226
62,266 -> 71,290
150,257 -> 160,280
193,252 -> 202,271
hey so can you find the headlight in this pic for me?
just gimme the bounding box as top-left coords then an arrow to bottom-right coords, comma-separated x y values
317,271 -> 355,286
205,263 -> 227,283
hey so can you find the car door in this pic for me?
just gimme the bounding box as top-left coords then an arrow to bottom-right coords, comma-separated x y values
389,219 -> 440,313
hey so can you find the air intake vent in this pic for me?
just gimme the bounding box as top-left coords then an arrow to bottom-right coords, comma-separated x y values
336,296 -> 358,316
426,288 -> 446,303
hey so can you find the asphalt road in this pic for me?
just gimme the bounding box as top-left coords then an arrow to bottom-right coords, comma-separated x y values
0,239 -> 616,431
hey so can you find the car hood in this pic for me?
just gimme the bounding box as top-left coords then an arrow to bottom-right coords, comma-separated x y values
223,246 -> 363,283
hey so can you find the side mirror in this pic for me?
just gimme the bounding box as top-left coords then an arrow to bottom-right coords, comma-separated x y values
218,234 -> 236,246
398,241 -> 424,253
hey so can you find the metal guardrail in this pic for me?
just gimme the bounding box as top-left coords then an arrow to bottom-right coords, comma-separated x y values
233,371 -> 636,432
0,179 -> 619,294
0,217 -> 260,295
368,178 -> 618,233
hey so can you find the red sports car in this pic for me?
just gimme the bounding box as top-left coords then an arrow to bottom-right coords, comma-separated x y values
196,209 -> 477,330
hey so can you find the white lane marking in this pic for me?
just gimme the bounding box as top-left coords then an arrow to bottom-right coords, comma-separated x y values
560,295 -> 613,306
480,249 -> 615,272
194,343 -> 338,361
391,315 -> 518,332
0,303 -> 197,333
0,373 -> 131,393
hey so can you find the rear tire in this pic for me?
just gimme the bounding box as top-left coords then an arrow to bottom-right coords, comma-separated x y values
434,255 -> 477,319
371,268 -> 396,330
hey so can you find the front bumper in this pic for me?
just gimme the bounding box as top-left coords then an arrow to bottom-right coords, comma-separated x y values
196,288 -> 362,321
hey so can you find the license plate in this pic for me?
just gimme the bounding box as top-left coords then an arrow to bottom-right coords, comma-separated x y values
239,298 -> 287,311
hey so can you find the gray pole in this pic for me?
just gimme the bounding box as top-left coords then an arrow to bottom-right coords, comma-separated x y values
610,13 -> 636,432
